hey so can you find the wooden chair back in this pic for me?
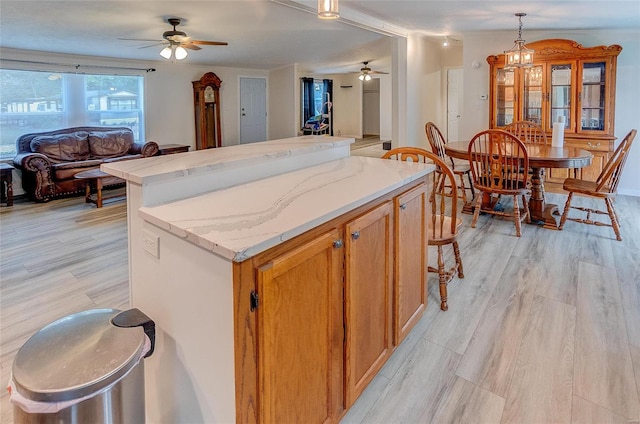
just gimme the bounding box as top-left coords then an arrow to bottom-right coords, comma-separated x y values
504,120 -> 549,145
595,129 -> 637,194
425,122 -> 451,164
467,129 -> 529,194
382,147 -> 458,239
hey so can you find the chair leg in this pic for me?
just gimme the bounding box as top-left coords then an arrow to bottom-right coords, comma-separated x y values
467,172 -> 475,198
471,191 -> 482,228
513,195 -> 522,237
559,192 -> 573,230
457,174 -> 468,203
437,246 -> 448,311
605,198 -> 622,241
453,241 -> 464,278
522,194 -> 530,224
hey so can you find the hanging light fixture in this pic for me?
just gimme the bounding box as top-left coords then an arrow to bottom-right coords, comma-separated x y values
504,13 -> 534,68
160,43 -> 188,62
442,36 -> 450,48
318,0 -> 339,19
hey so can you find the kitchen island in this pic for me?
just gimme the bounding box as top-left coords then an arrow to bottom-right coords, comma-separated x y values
102,136 -> 435,423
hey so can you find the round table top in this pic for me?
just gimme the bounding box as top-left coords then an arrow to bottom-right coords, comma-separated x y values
444,140 -> 593,169
74,168 -> 112,179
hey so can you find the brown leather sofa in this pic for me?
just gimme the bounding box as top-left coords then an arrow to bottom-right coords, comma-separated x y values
13,126 -> 159,202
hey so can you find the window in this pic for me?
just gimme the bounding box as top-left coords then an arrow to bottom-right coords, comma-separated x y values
0,69 -> 145,159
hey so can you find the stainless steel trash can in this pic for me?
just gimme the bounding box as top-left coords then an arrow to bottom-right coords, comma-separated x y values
10,308 -> 155,424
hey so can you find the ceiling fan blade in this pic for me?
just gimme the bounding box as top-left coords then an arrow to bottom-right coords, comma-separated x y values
137,42 -> 168,49
371,71 -> 389,75
191,40 -> 229,46
118,38 -> 164,42
182,44 -> 202,51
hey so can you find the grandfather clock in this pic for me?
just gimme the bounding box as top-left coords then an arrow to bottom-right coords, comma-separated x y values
193,72 -> 222,149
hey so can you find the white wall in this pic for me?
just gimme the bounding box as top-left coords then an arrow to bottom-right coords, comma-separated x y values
268,64 -> 297,139
331,73 -> 362,138
461,29 -> 640,195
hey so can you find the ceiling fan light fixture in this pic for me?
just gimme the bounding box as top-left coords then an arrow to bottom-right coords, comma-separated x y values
443,36 -> 450,47
175,46 -> 188,60
160,46 -> 173,59
504,13 -> 534,69
318,0 -> 339,19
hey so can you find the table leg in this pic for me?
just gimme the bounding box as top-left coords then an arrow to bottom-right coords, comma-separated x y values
96,178 -> 103,208
7,179 -> 13,206
528,167 -> 559,229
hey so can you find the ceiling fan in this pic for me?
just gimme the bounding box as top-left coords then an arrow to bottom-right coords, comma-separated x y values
357,61 -> 389,81
120,18 -> 228,61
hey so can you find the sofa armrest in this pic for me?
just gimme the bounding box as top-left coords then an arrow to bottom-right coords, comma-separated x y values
130,141 -> 159,157
13,152 -> 55,202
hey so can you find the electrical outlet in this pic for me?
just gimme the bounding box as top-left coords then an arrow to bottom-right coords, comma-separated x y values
143,230 -> 160,259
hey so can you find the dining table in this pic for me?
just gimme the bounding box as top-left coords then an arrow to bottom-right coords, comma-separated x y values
444,141 -> 593,230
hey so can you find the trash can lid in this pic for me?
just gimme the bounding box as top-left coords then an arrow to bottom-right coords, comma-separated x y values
12,309 -> 147,402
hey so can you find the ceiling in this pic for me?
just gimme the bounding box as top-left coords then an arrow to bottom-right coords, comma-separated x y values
1,1 -> 638,74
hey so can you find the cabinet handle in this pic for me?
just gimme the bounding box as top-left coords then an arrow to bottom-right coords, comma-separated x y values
587,142 -> 601,148
351,231 -> 360,240
333,239 -> 343,248
399,203 -> 407,210
250,290 -> 259,312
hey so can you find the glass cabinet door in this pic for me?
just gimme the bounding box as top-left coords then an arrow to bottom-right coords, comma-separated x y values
580,62 -> 606,131
550,64 -> 572,130
522,65 -> 543,125
496,68 -> 515,126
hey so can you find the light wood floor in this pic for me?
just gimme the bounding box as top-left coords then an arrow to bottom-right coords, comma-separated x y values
1,189 -> 639,423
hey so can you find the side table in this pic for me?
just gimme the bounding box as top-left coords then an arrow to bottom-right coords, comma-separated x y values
158,144 -> 191,155
74,169 -> 125,208
0,163 -> 14,206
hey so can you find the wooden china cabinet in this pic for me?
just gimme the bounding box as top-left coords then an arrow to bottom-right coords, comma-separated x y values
193,72 -> 223,149
487,39 -> 622,184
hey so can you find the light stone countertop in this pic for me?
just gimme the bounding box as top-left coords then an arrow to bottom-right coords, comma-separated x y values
139,155 -> 435,262
101,135 -> 354,185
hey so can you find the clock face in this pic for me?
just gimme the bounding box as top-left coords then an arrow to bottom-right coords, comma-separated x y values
204,86 -> 215,103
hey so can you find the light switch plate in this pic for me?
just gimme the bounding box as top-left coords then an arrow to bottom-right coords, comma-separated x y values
143,230 -> 160,259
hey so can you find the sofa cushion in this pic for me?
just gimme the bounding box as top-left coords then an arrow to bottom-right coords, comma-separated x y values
51,160 -> 103,180
30,132 -> 90,162
88,130 -> 134,159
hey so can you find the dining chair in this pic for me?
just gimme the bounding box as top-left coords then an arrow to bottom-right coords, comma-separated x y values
559,129 -> 637,241
382,147 -> 463,311
425,122 -> 475,204
504,120 -> 550,181
467,129 -> 531,237
503,120 -> 549,145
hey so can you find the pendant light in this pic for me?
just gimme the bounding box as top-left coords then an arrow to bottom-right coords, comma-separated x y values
504,13 -> 534,69
318,0 -> 339,19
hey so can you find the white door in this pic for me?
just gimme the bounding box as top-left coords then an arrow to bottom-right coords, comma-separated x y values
240,77 -> 267,144
447,68 -> 463,142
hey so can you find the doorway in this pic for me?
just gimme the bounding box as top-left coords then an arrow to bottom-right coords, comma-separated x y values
240,77 -> 267,144
446,68 -> 463,142
362,78 -> 380,138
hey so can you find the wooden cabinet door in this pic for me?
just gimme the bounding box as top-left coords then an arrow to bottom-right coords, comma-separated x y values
394,184 -> 428,345
344,202 -> 393,407
256,229 -> 344,424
